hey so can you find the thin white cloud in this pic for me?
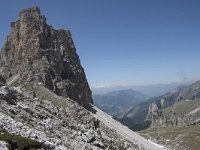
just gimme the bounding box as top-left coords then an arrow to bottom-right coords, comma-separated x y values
177,71 -> 190,81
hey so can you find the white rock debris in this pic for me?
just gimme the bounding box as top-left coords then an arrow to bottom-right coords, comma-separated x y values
0,141 -> 9,150
0,85 -> 143,149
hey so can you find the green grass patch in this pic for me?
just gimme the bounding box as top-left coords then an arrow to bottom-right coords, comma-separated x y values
162,99 -> 200,116
0,129 -> 46,150
9,78 -> 20,87
32,86 -> 71,108
139,124 -> 200,150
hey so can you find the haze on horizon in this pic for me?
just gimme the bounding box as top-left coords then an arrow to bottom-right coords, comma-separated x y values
0,0 -> 200,88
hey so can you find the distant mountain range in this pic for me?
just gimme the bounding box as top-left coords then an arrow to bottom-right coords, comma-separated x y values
93,89 -> 148,116
92,81 -> 194,96
116,80 -> 200,132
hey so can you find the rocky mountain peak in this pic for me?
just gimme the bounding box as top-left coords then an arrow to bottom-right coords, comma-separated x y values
18,6 -> 44,24
11,6 -> 46,39
0,6 -> 92,108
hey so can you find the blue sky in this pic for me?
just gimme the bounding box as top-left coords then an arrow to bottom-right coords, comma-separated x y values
0,0 -> 200,88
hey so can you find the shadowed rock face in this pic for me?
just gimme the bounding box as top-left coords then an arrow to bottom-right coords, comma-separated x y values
0,6 -> 92,107
0,75 -> 6,85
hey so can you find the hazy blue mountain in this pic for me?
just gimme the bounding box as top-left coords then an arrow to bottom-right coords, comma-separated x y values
92,81 -> 194,96
93,89 -> 148,115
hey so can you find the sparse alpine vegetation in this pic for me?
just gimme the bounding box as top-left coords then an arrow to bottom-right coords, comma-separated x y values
0,129 -> 46,150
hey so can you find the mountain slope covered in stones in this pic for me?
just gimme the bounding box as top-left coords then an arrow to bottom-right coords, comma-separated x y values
0,83 -> 137,149
0,6 -> 167,150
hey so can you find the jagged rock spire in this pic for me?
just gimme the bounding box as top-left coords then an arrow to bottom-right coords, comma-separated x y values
0,6 -> 92,107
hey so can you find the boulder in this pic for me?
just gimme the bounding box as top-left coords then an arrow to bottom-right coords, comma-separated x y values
0,86 -> 17,105
0,141 -> 9,150
0,75 -> 6,85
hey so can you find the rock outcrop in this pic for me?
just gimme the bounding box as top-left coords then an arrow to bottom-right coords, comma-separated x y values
0,141 -> 8,150
151,107 -> 200,127
151,110 -> 186,127
0,6 -> 92,108
148,81 -> 200,127
0,74 -> 6,85
147,89 -> 182,124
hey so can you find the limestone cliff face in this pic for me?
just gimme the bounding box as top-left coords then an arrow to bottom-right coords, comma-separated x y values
147,90 -> 181,121
151,110 -> 188,127
0,7 -> 92,107
148,82 -> 200,127
150,108 -> 200,127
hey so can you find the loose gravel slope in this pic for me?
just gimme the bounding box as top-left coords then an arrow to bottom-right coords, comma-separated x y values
93,106 -> 170,150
